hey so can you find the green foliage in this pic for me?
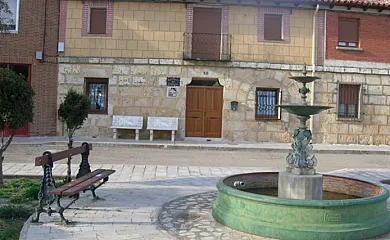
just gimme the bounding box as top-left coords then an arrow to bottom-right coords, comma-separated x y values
58,89 -> 91,135
0,204 -> 32,219
0,69 -> 35,132
0,221 -> 21,240
0,179 -> 41,203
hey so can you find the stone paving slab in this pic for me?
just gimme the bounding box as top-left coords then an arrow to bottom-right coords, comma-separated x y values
5,163 -> 390,240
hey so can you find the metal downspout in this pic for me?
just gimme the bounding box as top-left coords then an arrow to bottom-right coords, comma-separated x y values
310,4 -> 320,132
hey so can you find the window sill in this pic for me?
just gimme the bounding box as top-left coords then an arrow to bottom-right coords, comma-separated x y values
255,118 -> 281,121
259,39 -> 290,44
336,46 -> 363,51
336,117 -> 361,121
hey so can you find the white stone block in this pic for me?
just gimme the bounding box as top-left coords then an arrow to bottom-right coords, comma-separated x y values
147,117 -> 178,131
278,171 -> 323,200
111,116 -> 143,129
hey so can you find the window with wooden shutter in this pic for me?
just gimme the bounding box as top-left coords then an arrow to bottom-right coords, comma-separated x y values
89,8 -> 107,34
338,18 -> 359,47
256,88 -> 281,120
337,84 -> 361,120
264,14 -> 282,41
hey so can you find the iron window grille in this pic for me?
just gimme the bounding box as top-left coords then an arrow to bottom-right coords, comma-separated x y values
336,84 -> 362,120
183,33 -> 232,61
85,78 -> 108,114
255,88 -> 281,120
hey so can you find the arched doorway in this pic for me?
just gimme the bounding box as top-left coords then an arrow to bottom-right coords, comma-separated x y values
185,78 -> 223,138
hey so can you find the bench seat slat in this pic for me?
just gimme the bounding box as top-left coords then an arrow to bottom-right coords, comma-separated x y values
49,169 -> 105,195
60,170 -> 115,196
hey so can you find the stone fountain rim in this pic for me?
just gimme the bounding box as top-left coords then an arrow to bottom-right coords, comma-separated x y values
217,172 -> 390,207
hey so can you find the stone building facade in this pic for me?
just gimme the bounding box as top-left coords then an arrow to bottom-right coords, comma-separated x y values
57,0 -> 390,145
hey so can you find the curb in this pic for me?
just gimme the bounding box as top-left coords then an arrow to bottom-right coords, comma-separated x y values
9,140 -> 390,155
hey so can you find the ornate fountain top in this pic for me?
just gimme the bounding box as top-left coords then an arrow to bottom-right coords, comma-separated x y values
302,63 -> 307,76
278,64 -> 333,175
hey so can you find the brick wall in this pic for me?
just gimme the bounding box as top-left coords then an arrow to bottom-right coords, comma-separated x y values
0,0 -> 59,136
326,11 -> 390,63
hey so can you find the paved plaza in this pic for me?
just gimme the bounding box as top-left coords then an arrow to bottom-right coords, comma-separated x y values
2,137 -> 390,240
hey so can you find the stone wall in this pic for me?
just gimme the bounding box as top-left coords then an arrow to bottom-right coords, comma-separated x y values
58,57 -> 390,145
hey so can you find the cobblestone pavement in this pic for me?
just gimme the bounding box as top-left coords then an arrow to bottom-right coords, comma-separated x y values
4,162 -> 390,240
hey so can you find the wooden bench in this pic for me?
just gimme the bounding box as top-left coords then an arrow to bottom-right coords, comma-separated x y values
111,115 -> 143,140
147,117 -> 178,142
31,142 -> 115,224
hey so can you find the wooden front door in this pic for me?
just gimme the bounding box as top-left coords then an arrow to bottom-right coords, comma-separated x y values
186,86 -> 223,138
192,7 -> 222,60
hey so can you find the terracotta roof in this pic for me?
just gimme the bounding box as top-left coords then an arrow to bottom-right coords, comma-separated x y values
307,0 -> 390,8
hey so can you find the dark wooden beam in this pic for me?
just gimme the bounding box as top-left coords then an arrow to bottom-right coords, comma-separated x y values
347,5 -> 352,10
363,6 -> 368,11
378,8 -> 383,12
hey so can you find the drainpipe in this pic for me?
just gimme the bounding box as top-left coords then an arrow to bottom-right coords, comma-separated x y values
310,4 -> 320,132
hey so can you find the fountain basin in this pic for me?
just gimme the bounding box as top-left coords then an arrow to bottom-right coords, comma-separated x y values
212,172 -> 390,240
277,104 -> 332,116
289,76 -> 321,83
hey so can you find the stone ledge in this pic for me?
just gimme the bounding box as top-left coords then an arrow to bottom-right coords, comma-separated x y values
57,57 -> 390,75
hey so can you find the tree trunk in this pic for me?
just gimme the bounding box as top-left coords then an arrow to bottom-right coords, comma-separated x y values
66,131 -> 73,183
0,153 -> 4,186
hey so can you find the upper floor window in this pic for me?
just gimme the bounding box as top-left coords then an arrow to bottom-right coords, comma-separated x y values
337,84 -> 361,120
258,8 -> 290,43
338,18 -> 359,48
89,8 -> 107,34
256,88 -> 281,120
0,0 -> 20,33
85,78 -> 108,114
264,14 -> 282,41
82,0 -> 113,37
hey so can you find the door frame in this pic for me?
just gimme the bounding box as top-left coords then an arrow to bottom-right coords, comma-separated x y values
185,80 -> 224,138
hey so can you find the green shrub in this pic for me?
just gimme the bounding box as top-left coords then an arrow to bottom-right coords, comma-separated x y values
0,205 -> 32,219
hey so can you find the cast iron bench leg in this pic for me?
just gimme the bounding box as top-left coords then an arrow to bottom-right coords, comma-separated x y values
31,199 -> 44,223
56,196 -> 70,224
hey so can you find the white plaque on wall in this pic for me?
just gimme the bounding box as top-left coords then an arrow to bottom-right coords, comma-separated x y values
167,87 -> 179,98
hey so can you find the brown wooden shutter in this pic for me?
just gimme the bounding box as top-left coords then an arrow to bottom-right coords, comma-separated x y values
338,18 -> 359,43
90,8 -> 107,34
264,14 -> 282,41
338,84 -> 360,118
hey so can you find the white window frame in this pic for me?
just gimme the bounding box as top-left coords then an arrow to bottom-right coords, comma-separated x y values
336,83 -> 363,121
1,0 -> 20,33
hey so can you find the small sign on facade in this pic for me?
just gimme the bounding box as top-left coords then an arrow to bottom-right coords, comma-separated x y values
167,87 -> 179,98
166,77 -> 181,86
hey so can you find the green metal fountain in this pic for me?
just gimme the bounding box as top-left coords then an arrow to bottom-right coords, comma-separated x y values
212,65 -> 390,240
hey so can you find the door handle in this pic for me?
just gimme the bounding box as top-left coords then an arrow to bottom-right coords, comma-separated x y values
209,117 -> 217,119
191,116 -> 199,119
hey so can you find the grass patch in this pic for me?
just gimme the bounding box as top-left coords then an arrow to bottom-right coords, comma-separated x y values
0,178 -> 66,240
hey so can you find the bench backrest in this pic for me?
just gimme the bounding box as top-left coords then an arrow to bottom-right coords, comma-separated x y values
147,117 -> 178,130
35,143 -> 92,166
111,115 -> 143,129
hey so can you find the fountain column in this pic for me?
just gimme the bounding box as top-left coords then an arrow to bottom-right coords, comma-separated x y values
277,65 -> 331,200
